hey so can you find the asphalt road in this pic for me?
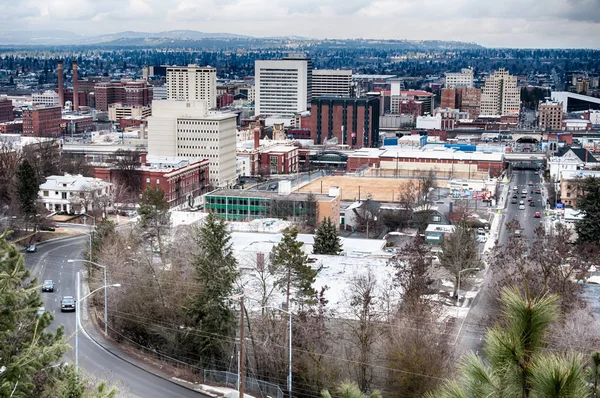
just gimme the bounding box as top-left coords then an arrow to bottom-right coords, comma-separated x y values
455,169 -> 544,355
26,236 -> 205,397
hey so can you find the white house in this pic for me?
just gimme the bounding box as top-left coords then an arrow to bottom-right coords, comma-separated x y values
39,174 -> 112,214
548,146 -> 598,182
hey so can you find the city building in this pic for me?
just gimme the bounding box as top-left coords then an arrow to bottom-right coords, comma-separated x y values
255,59 -> 309,117
260,145 -> 299,175
0,98 -> 14,122
38,174 -> 112,214
312,69 -> 352,97
445,68 -> 474,88
22,105 -> 62,137
95,156 -> 210,209
538,101 -> 564,131
480,68 -> 520,116
559,170 -> 600,207
94,80 -> 152,111
108,104 -> 152,122
309,96 -> 380,148
398,99 -> 424,116
62,114 -> 94,135
217,93 -> 234,108
166,64 -> 217,108
153,85 -> 167,101
147,100 -> 237,187
0,121 -> 22,134
416,114 -> 442,130
32,90 -> 60,106
284,53 -> 313,108
440,88 -> 481,119
390,88 -> 435,115
548,146 -> 598,181
204,187 -> 341,227
434,108 -> 469,130
551,91 -> 600,112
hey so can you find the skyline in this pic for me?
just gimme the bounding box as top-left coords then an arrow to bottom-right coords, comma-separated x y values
1,0 -> 599,49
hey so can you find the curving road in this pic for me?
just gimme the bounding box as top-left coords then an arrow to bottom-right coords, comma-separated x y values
456,169 -> 544,354
25,236 -> 205,397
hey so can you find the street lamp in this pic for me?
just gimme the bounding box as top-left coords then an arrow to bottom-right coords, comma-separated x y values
456,267 -> 480,316
75,271 -> 120,376
260,306 -> 293,397
68,259 -> 110,336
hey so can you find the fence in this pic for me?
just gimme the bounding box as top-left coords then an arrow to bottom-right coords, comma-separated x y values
204,370 -> 284,398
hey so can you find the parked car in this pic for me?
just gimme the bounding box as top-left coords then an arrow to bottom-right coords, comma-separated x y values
42,280 -> 55,292
60,296 -> 75,312
534,212 -> 541,218
528,181 -> 533,186
26,244 -> 37,253
268,183 -> 278,191
511,198 -> 518,204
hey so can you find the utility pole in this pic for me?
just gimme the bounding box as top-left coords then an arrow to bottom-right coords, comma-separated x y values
239,296 -> 245,398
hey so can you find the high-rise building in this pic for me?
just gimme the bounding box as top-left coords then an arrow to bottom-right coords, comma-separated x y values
94,81 -> 152,111
538,101 -> 564,131
309,96 -> 380,148
480,68 -> 520,116
445,68 -> 474,88
147,100 -> 237,187
33,90 -> 60,106
312,70 -> 352,97
22,105 -> 62,137
0,99 -> 14,122
284,53 -> 312,107
255,59 -> 309,116
440,88 -> 481,119
390,90 -> 434,115
166,65 -> 217,109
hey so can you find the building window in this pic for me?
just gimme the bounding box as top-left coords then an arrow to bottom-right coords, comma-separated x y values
43,191 -> 49,197
146,178 -> 150,183
156,179 -> 160,184
432,215 -> 441,222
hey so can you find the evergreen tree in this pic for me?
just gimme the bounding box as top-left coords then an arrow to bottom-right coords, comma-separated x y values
313,217 -> 342,255
188,212 -> 239,367
0,230 -> 115,396
15,159 -> 38,217
439,221 -> 482,298
137,186 -> 170,255
575,177 -> 600,245
271,226 -> 316,307
428,287 -> 589,398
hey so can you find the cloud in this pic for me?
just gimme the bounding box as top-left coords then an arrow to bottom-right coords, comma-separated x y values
5,0 -> 600,48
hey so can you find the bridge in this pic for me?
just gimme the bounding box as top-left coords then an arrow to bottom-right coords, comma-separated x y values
504,152 -> 547,161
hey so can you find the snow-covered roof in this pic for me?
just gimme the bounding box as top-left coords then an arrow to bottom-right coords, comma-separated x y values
39,174 -> 111,192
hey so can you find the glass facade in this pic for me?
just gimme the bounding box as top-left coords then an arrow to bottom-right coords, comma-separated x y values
205,194 -> 316,222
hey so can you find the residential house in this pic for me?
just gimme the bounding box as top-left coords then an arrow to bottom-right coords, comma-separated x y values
39,174 -> 112,214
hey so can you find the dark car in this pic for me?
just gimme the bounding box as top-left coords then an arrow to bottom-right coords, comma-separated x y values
26,244 -> 37,253
42,280 -> 55,292
521,194 -> 527,198
511,198 -> 518,204
528,181 -> 533,186
39,225 -> 56,232
527,197 -> 533,202
268,183 -> 278,191
529,201 -> 535,207
60,296 -> 75,312
512,194 -> 518,199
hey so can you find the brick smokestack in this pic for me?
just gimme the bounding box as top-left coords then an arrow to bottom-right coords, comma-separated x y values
72,61 -> 79,111
57,60 -> 64,108
253,126 -> 260,149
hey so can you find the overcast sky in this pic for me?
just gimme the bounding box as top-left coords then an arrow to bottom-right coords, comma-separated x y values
4,0 -> 600,48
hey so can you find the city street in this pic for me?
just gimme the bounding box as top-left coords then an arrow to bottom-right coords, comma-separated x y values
455,169 -> 544,354
25,236 -> 205,397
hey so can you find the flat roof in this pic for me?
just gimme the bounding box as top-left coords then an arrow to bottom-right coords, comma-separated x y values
207,189 -> 336,202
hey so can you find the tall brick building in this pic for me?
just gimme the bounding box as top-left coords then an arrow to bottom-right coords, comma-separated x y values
0,98 -> 14,122
22,106 -> 62,137
440,88 -> 481,119
538,101 -> 564,131
95,80 -> 152,111
309,96 -> 380,148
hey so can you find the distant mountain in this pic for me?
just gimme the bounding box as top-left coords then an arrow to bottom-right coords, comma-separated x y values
0,30 -> 87,45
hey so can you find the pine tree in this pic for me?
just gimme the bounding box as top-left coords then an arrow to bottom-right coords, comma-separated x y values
271,226 -> 316,308
188,212 -> 239,366
15,159 -> 38,217
313,217 -> 342,255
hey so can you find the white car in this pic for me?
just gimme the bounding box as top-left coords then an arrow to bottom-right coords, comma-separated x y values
519,204 -> 525,210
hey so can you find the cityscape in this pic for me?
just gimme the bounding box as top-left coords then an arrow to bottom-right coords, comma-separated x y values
1,9 -> 600,398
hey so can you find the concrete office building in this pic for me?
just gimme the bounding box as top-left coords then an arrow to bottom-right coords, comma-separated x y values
480,68 -> 520,116
108,104 -> 152,122
538,101 -> 564,131
284,53 -> 312,108
445,68 -> 475,88
255,59 -> 309,117
147,100 -> 237,188
166,65 -> 217,109
312,70 -> 352,97
32,90 -> 60,106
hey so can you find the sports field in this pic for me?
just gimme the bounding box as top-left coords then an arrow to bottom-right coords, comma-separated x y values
296,176 -> 449,202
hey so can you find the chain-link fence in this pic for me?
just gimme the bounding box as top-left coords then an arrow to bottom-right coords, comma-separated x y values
204,370 -> 284,398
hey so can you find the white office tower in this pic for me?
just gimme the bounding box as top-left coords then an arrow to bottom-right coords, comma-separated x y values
445,68 -> 475,89
480,68 -> 520,116
255,59 -> 309,116
166,65 -> 217,109
312,70 -> 352,97
147,100 -> 237,188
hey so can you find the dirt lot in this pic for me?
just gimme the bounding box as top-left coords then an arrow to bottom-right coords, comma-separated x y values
296,176 -> 448,202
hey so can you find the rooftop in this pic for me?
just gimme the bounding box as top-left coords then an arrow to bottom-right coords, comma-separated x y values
207,189 -> 337,202
40,174 -> 111,191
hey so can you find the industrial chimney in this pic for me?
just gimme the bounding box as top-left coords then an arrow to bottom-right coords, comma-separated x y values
72,61 -> 79,111
253,126 -> 260,149
57,60 -> 64,108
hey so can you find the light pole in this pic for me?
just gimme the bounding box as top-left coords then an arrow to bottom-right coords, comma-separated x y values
261,306 -> 292,397
75,271 -> 120,376
69,259 -> 109,336
456,267 -> 480,316
228,293 -> 245,398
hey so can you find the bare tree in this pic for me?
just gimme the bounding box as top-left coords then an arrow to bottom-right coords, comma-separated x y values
439,221 -> 482,298
111,148 -> 142,192
0,141 -> 21,207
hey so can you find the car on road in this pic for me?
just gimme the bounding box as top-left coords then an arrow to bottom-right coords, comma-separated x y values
60,296 -> 75,312
514,230 -> 522,238
522,189 -> 527,194
26,244 -> 37,253
519,200 -> 524,205
529,201 -> 535,207
528,181 -> 533,186
513,186 -> 518,191
527,197 -> 533,202
512,194 -> 518,199
521,193 -> 527,198
519,204 -> 525,210
535,188 -> 541,194
268,183 -> 278,191
42,280 -> 55,292
511,198 -> 518,204
534,212 -> 541,218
